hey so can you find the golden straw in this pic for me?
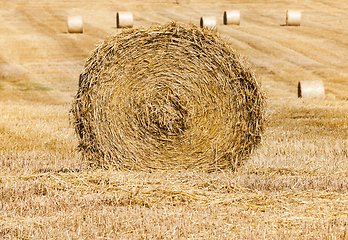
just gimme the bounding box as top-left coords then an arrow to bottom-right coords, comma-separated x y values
70,22 -> 265,171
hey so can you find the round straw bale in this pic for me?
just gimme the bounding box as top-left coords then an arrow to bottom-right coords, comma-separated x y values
200,16 -> 217,29
70,22 -> 265,171
286,10 -> 301,26
223,10 -> 240,25
67,16 -> 83,33
298,80 -> 325,98
116,12 -> 133,28
176,0 -> 191,4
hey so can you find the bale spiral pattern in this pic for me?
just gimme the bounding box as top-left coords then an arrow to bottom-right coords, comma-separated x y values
71,22 -> 264,171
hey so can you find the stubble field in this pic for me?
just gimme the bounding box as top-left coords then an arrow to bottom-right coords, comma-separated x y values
1,0 -> 348,239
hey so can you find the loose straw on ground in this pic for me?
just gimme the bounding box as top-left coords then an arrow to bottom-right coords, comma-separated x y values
70,22 -> 265,172
298,80 -> 325,98
286,10 -> 301,26
67,16 -> 83,33
223,10 -> 240,25
116,12 -> 133,28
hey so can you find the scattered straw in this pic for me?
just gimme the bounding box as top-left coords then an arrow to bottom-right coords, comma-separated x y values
70,22 -> 265,171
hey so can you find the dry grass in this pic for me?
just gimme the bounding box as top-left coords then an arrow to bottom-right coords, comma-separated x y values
1,0 -> 348,239
1,98 -> 348,239
1,169 -> 348,239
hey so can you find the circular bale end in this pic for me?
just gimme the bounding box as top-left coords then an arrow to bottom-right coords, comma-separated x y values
298,80 -> 325,98
286,10 -> 301,26
200,16 -> 217,29
67,16 -> 83,33
116,11 -> 133,28
223,10 -> 240,25
70,22 -> 265,171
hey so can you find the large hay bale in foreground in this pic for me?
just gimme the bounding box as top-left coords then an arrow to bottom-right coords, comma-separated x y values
70,22 -> 265,171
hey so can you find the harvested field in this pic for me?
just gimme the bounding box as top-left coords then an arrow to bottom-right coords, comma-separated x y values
1,0 -> 348,239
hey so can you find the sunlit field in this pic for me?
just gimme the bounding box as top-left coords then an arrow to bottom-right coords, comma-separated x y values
1,0 -> 348,239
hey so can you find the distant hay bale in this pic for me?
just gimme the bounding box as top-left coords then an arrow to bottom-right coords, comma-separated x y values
67,16 -> 83,33
116,12 -> 133,28
223,10 -> 240,25
298,80 -> 325,98
70,22 -> 265,171
200,16 -> 217,29
176,0 -> 191,4
286,10 -> 301,26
